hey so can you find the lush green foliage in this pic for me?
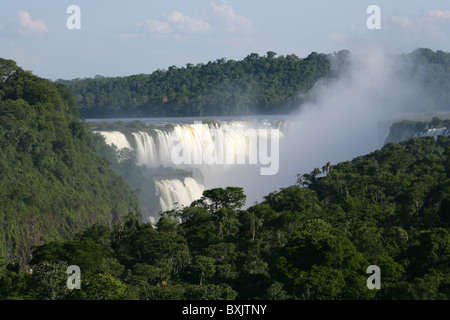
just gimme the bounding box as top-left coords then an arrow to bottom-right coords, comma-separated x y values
58,48 -> 449,118
58,51 -> 339,118
0,58 -> 140,265
2,136 -> 449,300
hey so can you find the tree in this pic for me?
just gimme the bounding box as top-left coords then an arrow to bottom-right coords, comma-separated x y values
74,273 -> 130,300
0,58 -> 17,85
191,256 -> 216,285
272,219 -> 370,299
189,187 -> 245,240
297,265 -> 346,300
264,281 -> 289,300
241,204 -> 271,241
266,51 -> 277,59
31,261 -> 70,300
407,228 -> 450,278
192,187 -> 246,212
0,259 -> 33,299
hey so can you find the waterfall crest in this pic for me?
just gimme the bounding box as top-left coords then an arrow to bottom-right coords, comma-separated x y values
415,127 -> 450,139
95,131 -> 132,150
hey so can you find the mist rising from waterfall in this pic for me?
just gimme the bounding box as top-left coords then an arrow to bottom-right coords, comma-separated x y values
95,47 -> 429,212
249,46 -> 429,204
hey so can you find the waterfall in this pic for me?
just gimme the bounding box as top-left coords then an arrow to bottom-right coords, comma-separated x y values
95,131 -> 132,150
95,120 -> 284,216
100,121 -> 282,170
132,132 -> 157,166
155,177 -> 204,211
415,127 -> 450,139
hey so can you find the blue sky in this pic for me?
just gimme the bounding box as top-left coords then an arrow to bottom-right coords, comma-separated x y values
0,0 -> 449,80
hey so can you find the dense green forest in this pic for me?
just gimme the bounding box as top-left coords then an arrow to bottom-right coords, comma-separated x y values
57,48 -> 450,118
57,50 -> 342,117
1,135 -> 449,300
0,58 -> 140,266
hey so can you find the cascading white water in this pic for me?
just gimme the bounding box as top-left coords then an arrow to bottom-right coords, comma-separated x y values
96,120 -> 284,214
95,131 -> 132,150
415,127 -> 450,139
132,132 -> 158,166
101,121 -> 282,169
155,177 -> 204,212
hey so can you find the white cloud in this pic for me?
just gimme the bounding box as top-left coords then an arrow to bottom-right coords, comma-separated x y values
135,3 -> 252,39
138,11 -> 211,35
387,9 -> 450,41
211,2 -> 254,34
389,9 -> 450,29
134,2 -> 253,39
141,19 -> 172,34
164,11 -> 212,34
17,11 -> 48,36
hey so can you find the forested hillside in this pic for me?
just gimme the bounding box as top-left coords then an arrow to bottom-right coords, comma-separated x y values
58,51 -> 342,118
58,48 -> 450,118
2,136 -> 448,300
0,58 -> 140,266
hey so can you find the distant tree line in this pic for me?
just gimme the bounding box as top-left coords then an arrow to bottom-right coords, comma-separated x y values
57,48 -> 450,118
57,51 -> 344,118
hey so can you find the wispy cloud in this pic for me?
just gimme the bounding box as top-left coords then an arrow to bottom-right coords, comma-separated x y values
165,11 -> 212,34
133,2 -> 253,38
211,2 -> 254,34
17,11 -> 48,36
137,10 -> 211,35
388,9 -> 450,40
141,19 -> 172,34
